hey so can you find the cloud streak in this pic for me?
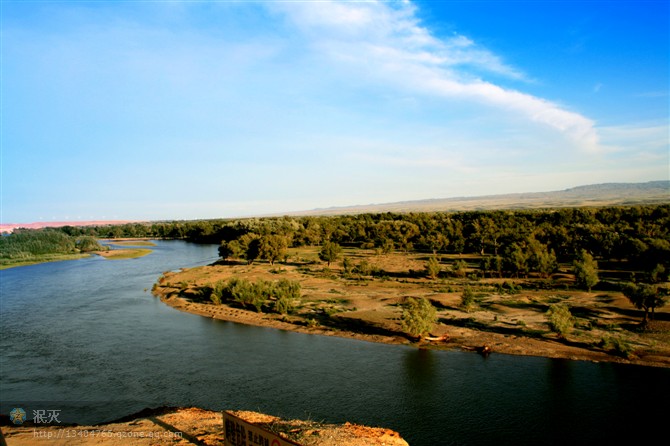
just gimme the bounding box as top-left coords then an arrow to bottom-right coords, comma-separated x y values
272,0 -> 601,152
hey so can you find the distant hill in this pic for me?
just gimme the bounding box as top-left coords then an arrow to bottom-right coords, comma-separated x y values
289,181 -> 670,216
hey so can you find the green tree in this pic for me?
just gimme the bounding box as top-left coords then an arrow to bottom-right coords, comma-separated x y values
503,243 -> 529,278
259,235 -> 288,265
424,232 -> 449,255
218,240 -> 242,260
573,250 -> 599,292
318,241 -> 342,266
527,238 -> 557,278
622,282 -> 667,323
546,303 -> 574,337
480,256 -> 502,278
401,297 -> 437,339
238,233 -> 261,264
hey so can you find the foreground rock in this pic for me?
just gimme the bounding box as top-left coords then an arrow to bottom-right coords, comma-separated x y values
1,407 -> 409,446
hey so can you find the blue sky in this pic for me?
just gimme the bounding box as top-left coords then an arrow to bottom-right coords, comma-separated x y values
2,0 -> 668,223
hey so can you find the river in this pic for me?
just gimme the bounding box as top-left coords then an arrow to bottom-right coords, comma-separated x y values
1,240 -> 668,445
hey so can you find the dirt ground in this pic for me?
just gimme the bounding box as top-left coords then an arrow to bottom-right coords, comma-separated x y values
1,407 -> 408,446
154,247 -> 670,368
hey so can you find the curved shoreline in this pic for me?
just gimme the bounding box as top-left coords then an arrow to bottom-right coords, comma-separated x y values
156,290 -> 670,368
159,292 -> 408,346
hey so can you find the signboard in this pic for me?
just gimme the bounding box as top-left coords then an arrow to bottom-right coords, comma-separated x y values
223,411 -> 302,446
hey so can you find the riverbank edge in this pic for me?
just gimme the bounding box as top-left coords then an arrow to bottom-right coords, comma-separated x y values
155,290 -> 669,368
0,253 -> 93,270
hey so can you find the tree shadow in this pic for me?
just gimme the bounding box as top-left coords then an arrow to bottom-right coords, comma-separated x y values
210,259 -> 246,266
440,317 -> 603,351
440,317 -> 548,340
595,294 -> 616,304
323,313 -> 408,339
603,306 -> 670,321
569,306 -> 607,319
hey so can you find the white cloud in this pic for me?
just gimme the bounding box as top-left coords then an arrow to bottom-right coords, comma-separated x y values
271,0 -> 602,152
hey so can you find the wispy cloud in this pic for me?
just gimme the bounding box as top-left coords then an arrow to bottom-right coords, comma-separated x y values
271,0 -> 601,152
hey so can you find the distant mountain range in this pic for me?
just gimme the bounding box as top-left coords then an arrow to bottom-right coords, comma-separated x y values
2,181 -> 668,232
288,180 -> 670,216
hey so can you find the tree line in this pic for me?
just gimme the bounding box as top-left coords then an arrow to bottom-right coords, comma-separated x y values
34,205 -> 670,280
0,229 -> 104,261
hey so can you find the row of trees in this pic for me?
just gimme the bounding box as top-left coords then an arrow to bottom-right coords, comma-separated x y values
43,205 -> 669,275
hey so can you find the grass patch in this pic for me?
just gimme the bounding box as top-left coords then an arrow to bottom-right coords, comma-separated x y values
97,249 -> 152,260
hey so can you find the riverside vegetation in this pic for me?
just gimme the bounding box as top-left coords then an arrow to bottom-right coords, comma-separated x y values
0,229 -> 153,268
147,205 -> 669,367
8,205 -> 669,365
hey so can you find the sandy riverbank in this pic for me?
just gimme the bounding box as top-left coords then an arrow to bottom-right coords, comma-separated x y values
152,252 -> 670,369
159,291 -> 668,368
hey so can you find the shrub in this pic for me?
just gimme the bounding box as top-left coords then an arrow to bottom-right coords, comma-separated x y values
546,303 -> 574,337
461,287 -> 476,312
275,278 -> 301,300
425,256 -> 441,280
401,297 -> 437,339
601,335 -> 633,358
451,259 -> 467,278
354,260 -> 376,276
342,257 -> 354,274
274,296 -> 294,315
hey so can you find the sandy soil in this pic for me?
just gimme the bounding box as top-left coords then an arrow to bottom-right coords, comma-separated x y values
0,407 -> 408,446
153,248 -> 670,368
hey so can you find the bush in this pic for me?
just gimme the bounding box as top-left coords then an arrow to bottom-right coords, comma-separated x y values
274,296 -> 294,315
601,335 -> 633,358
275,278 -> 301,300
425,256 -> 441,280
460,287 -> 476,312
354,260 -> 378,276
546,303 -> 574,337
342,257 -> 354,274
451,259 -> 467,278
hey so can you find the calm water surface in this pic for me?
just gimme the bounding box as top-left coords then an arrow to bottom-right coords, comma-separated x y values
1,240 -> 668,445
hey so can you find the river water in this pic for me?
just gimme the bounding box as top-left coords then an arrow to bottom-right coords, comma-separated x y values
1,240 -> 668,445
